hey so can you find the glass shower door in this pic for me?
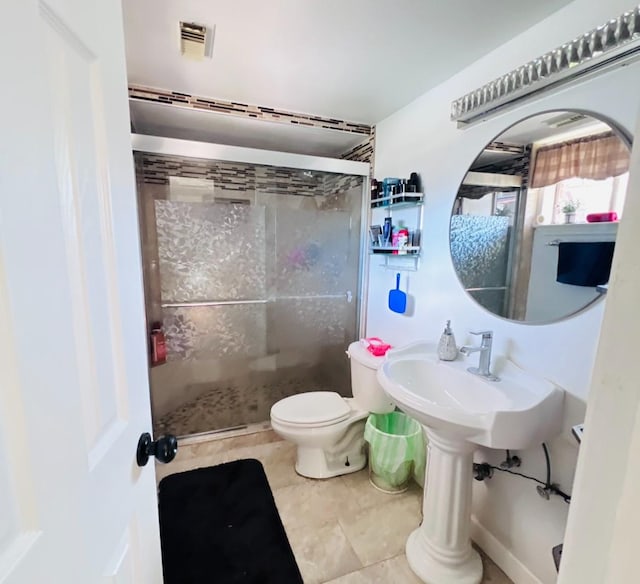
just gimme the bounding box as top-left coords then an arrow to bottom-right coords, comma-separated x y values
136,153 -> 364,437
267,199 -> 360,404
154,195 -> 269,434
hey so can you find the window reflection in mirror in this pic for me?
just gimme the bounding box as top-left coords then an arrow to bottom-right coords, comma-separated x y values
450,111 -> 630,323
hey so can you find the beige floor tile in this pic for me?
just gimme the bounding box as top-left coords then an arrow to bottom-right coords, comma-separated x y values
262,454 -> 310,490
339,494 -> 422,567
218,440 -> 309,490
340,468 -> 423,512
181,429 -> 281,460
155,433 -> 306,490
287,521 -> 362,584
255,441 -> 308,489
274,477 -> 360,532
324,553 -> 423,583
324,551 -> 511,584
154,457 -> 200,483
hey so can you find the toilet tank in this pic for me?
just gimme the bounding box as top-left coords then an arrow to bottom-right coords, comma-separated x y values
347,341 -> 395,414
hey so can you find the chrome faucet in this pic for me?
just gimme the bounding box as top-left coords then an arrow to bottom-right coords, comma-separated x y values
460,331 -> 500,381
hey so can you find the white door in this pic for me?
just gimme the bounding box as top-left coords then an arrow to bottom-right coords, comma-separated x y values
0,0 -> 163,582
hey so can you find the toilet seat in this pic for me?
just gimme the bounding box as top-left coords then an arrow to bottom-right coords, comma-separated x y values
270,391 -> 352,428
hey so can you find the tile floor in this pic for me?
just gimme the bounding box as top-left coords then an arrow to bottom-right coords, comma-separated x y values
155,428 -> 512,584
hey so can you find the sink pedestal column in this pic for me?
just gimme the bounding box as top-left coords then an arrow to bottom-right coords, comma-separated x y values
406,428 -> 482,584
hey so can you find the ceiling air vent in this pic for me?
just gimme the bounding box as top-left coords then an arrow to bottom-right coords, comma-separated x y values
179,21 -> 213,60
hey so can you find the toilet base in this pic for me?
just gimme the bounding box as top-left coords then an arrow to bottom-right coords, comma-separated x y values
271,408 -> 369,480
295,447 -> 366,479
294,441 -> 366,479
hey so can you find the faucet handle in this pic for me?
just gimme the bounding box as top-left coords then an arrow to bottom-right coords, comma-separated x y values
470,330 -> 493,337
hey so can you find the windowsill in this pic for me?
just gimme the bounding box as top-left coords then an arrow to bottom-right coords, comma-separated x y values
533,221 -> 620,228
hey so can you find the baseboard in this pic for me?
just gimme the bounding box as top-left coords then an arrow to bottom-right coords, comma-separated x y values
471,515 -> 543,584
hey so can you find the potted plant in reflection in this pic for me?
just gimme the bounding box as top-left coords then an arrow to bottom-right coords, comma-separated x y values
560,199 -> 580,224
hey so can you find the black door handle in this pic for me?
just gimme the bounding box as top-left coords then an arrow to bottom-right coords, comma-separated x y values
136,432 -> 178,467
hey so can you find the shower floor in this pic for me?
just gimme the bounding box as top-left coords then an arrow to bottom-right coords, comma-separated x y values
154,374 -> 339,437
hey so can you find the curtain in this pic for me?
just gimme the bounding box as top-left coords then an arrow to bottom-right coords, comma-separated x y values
531,132 -> 629,188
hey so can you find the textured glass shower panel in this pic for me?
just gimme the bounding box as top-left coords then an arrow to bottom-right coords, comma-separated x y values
275,208 -> 353,297
450,215 -> 510,289
155,200 -> 266,302
468,289 -> 507,316
269,297 -> 348,352
162,304 -> 267,362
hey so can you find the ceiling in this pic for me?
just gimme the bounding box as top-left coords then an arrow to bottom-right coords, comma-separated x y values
498,112 -> 613,146
122,0 -> 572,126
129,100 -> 366,157
472,112 -> 616,169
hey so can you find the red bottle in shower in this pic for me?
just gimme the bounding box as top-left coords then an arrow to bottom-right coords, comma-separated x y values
150,321 -> 167,365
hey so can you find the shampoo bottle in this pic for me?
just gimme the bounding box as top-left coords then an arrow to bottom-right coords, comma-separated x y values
437,320 -> 458,361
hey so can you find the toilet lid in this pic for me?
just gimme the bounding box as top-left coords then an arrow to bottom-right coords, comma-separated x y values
271,392 -> 351,426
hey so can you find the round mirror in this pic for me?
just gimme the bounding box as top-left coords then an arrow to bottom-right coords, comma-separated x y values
450,111 -> 631,323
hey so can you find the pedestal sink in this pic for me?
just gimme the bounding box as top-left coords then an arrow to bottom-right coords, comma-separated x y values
377,342 -> 564,584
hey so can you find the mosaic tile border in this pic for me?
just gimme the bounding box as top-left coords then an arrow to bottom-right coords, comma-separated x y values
138,153 -> 363,196
341,127 -> 375,171
457,144 -> 531,199
129,84 -> 372,136
487,141 -> 526,155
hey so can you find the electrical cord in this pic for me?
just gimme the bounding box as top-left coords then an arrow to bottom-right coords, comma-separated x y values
542,443 -> 552,487
488,465 -> 547,486
552,488 -> 572,504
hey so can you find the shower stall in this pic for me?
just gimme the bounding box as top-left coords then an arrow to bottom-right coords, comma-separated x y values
133,136 -> 369,438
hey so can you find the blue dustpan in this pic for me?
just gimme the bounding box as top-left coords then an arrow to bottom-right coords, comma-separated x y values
388,273 -> 407,314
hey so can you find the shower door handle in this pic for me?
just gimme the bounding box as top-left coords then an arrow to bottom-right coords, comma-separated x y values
346,291 -> 353,303
136,432 -> 178,466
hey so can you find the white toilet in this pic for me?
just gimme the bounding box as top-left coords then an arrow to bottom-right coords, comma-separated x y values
270,341 -> 395,479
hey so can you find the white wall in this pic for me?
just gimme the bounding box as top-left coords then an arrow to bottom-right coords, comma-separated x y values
366,2 -> 640,582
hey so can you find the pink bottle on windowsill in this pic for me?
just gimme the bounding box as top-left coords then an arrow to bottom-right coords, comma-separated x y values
586,212 -> 618,222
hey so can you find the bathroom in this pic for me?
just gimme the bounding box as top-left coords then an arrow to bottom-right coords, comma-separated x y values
4,0 -> 640,583
127,1 -> 639,583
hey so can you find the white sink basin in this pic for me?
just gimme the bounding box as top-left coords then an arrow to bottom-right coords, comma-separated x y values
377,341 -> 564,449
375,341 -> 565,584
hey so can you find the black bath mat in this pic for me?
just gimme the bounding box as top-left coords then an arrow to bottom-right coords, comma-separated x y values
158,459 -> 303,584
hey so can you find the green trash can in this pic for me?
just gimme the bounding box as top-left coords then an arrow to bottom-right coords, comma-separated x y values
364,411 -> 426,493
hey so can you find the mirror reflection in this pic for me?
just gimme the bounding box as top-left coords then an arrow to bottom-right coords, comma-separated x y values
450,111 -> 630,323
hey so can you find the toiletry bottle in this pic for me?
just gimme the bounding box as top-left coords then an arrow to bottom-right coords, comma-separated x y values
406,172 -> 421,202
437,320 -> 458,361
382,217 -> 392,248
397,221 -> 409,255
398,179 -> 408,203
150,321 -> 167,365
370,179 -> 380,208
409,172 -> 421,193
